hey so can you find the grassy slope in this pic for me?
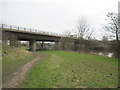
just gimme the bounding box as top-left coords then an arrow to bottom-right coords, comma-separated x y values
2,45 -> 37,85
23,50 -> 118,88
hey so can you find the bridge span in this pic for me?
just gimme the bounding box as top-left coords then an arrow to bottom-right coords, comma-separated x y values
1,24 -> 77,51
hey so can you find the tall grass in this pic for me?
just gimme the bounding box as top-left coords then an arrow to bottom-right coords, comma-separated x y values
2,45 -> 36,84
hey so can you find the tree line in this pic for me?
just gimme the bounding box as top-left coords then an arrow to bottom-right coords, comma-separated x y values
55,12 -> 120,58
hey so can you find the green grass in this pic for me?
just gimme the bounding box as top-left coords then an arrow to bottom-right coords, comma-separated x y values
2,45 -> 37,85
23,50 -> 118,88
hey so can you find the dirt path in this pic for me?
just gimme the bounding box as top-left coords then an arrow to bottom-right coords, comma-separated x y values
3,56 -> 42,88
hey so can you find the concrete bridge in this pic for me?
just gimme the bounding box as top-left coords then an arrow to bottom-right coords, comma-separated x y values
1,24 -> 77,51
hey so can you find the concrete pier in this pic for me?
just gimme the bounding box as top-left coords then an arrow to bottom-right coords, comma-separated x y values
41,41 -> 44,50
54,41 -> 59,50
10,40 -> 14,46
10,39 -> 18,47
29,40 -> 36,51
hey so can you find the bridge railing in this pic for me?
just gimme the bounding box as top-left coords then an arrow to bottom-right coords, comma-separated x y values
1,24 -> 64,37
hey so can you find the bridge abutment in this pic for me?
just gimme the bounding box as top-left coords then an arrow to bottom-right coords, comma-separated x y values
29,40 -> 36,51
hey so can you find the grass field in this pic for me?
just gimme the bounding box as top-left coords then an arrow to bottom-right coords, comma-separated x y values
2,45 -> 37,85
22,50 -> 118,88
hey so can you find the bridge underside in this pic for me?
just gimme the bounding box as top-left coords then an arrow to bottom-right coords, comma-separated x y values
2,28 -> 77,51
2,28 -> 62,51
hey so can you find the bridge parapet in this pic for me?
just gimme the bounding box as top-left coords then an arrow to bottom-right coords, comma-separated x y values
1,24 -> 64,37
1,24 -> 78,39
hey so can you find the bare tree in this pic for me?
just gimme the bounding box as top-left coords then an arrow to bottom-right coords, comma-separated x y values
63,30 -> 72,37
2,31 -> 18,47
104,12 -> 119,40
75,17 -> 93,39
74,17 -> 93,52
60,30 -> 74,51
104,12 -> 120,58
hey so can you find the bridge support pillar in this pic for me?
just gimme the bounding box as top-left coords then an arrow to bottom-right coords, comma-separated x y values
29,40 -> 36,51
10,40 -> 15,46
54,41 -> 59,50
41,41 -> 44,50
10,39 -> 18,47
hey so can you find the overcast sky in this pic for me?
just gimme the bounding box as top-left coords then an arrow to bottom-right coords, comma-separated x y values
0,0 -> 119,40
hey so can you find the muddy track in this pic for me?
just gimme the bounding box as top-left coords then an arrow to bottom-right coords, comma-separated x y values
3,53 -> 47,88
